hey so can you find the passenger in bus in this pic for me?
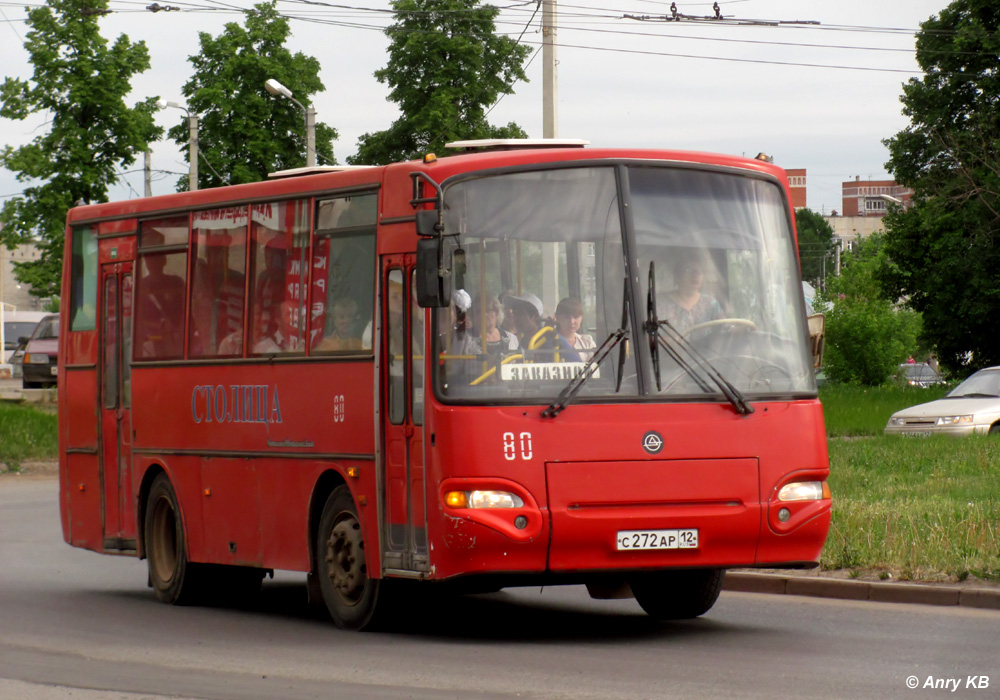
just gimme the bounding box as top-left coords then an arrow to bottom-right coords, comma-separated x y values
362,277 -> 404,366
254,237 -> 288,312
250,300 -> 288,354
498,289 -> 519,336
445,289 -> 480,356
473,294 -> 518,355
315,297 -> 362,351
554,297 -> 596,360
503,291 -> 581,362
659,254 -> 724,334
138,241 -> 186,358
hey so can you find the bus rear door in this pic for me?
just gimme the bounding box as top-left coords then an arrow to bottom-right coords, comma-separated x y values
99,256 -> 135,551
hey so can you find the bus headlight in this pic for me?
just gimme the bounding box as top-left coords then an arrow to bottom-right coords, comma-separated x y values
777,481 -> 829,502
445,490 -> 525,509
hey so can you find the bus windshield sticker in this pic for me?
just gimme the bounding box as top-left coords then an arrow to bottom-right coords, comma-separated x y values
500,362 -> 599,382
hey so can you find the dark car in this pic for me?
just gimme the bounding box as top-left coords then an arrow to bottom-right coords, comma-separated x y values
896,362 -> 945,388
22,314 -> 59,389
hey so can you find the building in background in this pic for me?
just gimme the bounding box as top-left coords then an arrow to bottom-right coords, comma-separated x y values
840,176 -> 912,218
1,242 -> 46,311
786,168 -> 807,210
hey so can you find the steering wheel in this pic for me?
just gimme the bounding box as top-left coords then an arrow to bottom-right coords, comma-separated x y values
661,356 -> 794,394
684,317 -> 757,336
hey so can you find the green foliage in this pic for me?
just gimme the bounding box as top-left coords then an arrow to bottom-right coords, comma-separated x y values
349,0 -> 531,165
794,208 -> 836,285
819,235 -> 921,386
0,0 -> 161,298
881,0 -> 1000,373
170,1 -> 337,188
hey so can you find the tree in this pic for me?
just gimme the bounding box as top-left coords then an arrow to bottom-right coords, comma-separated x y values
0,0 -> 160,298
794,208 -> 836,286
819,235 -> 922,386
349,0 -> 531,165
170,1 -> 336,189
881,0 -> 1000,372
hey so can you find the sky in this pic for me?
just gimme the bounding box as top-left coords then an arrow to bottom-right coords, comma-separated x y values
0,0 -> 949,214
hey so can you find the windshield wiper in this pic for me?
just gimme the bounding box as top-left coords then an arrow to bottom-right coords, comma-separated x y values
542,280 -> 631,419
950,392 -> 999,398
644,261 -> 753,416
645,261 -> 712,394
656,321 -> 754,416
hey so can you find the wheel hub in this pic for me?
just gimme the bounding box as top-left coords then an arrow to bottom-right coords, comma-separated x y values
325,516 -> 366,604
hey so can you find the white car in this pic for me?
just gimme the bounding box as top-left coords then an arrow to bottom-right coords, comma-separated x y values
885,366 -> 1000,437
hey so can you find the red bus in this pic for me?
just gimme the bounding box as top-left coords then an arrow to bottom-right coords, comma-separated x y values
58,141 -> 831,629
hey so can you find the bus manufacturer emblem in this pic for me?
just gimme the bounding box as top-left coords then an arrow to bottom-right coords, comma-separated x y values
642,431 -> 664,455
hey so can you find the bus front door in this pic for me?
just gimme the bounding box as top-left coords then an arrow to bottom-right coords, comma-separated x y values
380,261 -> 428,574
99,263 -> 135,551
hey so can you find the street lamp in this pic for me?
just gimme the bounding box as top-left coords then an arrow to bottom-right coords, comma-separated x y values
156,100 -> 199,191
265,78 -> 316,167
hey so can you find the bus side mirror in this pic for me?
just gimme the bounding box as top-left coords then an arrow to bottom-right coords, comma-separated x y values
416,238 -> 451,308
415,209 -> 440,237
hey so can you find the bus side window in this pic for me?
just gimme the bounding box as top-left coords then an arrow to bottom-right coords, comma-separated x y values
189,208 -> 247,358
411,269 -> 424,425
387,269 -> 405,424
69,226 -> 98,332
135,218 -> 189,360
248,200 -> 310,356
311,194 -> 377,354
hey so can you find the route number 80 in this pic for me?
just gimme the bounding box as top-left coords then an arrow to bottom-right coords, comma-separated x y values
503,432 -> 533,461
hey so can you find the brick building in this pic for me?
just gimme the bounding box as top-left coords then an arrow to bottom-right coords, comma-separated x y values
841,177 -> 912,217
786,168 -> 807,210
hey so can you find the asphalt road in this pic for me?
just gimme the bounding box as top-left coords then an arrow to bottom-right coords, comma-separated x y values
2,476 -> 998,700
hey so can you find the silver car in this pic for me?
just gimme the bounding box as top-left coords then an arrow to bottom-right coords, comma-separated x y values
885,366 -> 1000,436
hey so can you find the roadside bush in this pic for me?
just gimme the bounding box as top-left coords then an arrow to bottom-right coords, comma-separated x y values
822,297 -> 920,385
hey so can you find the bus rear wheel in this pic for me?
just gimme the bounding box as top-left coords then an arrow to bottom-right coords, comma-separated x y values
145,473 -> 205,605
629,568 -> 725,620
316,485 -> 382,630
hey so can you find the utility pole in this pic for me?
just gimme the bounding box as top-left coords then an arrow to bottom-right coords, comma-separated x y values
188,113 -> 199,191
144,151 -> 152,197
542,0 -> 557,138
305,105 -> 316,167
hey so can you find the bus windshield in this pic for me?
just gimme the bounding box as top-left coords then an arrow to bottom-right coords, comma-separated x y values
433,164 -> 815,404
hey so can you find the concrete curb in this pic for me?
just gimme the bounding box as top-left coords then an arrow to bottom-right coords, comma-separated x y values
724,572 -> 1000,610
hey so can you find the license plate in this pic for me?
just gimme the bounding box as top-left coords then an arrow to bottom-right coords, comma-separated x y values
49,366 -> 58,376
616,529 -> 699,551
901,431 -> 931,437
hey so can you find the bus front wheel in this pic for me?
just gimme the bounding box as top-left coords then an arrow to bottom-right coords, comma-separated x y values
629,568 -> 725,620
145,473 -> 205,605
316,485 -> 383,630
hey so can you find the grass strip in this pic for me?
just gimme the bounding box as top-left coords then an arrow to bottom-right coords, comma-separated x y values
0,402 -> 58,471
819,383 -> 953,437
824,435 -> 1000,581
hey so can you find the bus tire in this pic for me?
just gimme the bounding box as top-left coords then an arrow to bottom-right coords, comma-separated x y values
145,473 -> 205,605
629,568 -> 725,620
316,485 -> 382,630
